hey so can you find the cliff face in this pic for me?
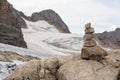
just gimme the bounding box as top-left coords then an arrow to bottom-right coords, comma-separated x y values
20,9 -> 71,33
0,0 -> 27,48
96,28 -> 120,49
0,0 -> 27,28
8,5 -> 27,28
0,24 -> 27,48
0,0 -> 9,24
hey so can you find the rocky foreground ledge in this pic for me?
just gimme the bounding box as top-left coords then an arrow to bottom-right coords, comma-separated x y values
4,50 -> 120,80
4,23 -> 120,80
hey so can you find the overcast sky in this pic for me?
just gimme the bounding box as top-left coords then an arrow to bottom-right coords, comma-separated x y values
8,0 -> 120,34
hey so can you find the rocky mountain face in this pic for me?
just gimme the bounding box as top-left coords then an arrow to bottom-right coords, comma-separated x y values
0,0 -> 27,28
0,0 -> 27,48
0,24 -> 27,48
20,9 -> 71,33
8,5 -> 27,28
96,28 -> 120,49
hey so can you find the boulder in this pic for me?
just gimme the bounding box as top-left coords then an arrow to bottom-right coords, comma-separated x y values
57,60 -> 119,80
39,58 -> 59,80
4,60 -> 41,80
44,57 -> 59,75
81,46 -> 108,61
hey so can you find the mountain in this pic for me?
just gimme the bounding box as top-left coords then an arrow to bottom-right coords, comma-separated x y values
19,9 -> 71,33
0,0 -> 71,48
0,0 -> 27,48
96,28 -> 120,49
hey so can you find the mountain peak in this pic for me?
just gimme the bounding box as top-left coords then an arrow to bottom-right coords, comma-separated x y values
20,9 -> 71,33
32,9 -> 56,14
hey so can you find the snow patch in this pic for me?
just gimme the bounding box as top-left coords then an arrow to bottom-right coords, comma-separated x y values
22,19 -> 83,56
22,19 -> 59,33
107,25 -> 120,31
0,60 -> 24,80
0,43 -> 61,58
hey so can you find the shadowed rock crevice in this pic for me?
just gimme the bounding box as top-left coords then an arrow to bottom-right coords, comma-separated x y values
118,70 -> 120,80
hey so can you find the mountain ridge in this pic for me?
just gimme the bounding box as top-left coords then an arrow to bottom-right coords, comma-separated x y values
19,9 -> 71,33
96,28 -> 120,49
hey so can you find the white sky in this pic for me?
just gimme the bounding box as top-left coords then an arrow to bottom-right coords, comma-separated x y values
8,0 -> 120,34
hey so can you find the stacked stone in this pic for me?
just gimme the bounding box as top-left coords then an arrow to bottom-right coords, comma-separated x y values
81,23 -> 108,61
84,23 -> 96,47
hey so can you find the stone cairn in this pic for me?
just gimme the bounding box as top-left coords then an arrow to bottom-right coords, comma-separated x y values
81,23 -> 108,61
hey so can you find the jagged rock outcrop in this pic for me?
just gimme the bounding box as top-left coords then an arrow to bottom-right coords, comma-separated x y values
9,5 -> 27,28
0,0 -> 27,48
20,9 -> 71,33
4,50 -> 120,80
81,23 -> 108,61
0,0 -> 27,28
96,28 -> 120,49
